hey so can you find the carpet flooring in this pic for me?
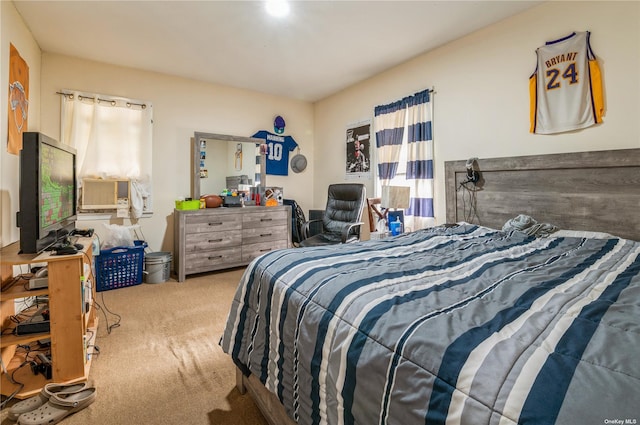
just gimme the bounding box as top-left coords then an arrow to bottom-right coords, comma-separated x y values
1,267 -> 269,425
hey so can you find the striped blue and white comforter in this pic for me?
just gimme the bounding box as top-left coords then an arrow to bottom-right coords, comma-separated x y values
220,224 -> 640,425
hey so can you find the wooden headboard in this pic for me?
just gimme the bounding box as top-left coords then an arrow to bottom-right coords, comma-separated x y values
445,148 -> 640,241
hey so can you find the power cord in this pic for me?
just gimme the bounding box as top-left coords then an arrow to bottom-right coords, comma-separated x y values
0,362 -> 27,409
0,341 -> 48,409
83,235 -> 122,335
5,300 -> 49,331
1,273 -> 31,292
94,293 -> 122,334
85,328 -> 100,359
458,180 -> 481,224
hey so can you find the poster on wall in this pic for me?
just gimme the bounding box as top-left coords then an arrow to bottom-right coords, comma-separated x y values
7,43 -> 29,155
345,120 -> 371,179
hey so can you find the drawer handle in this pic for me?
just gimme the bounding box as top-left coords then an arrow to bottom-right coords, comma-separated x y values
208,255 -> 223,260
208,222 -> 223,226
260,218 -> 273,222
208,239 -> 223,243
260,233 -> 272,237
259,249 -> 271,253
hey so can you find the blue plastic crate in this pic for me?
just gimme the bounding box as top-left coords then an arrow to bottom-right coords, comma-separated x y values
96,240 -> 147,291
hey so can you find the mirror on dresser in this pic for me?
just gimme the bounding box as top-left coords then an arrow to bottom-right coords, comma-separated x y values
192,132 -> 266,200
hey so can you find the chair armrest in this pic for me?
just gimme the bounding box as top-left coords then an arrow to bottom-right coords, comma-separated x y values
341,221 -> 364,243
302,219 -> 322,240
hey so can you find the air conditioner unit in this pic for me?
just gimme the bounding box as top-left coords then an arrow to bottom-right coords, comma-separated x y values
81,178 -> 130,210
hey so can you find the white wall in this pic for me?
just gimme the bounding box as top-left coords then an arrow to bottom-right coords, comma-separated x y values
0,0 -> 42,248
33,54 -> 314,252
1,0 -> 314,253
3,1 -> 639,253
313,1 -> 640,223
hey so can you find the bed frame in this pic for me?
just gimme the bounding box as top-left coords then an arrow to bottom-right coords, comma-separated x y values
445,148 -> 640,241
235,369 -> 296,425
236,147 -> 640,424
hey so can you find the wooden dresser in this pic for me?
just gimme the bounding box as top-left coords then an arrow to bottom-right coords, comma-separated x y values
174,205 -> 291,281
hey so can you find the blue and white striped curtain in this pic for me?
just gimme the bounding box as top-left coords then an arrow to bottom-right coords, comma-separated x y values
374,89 -> 435,230
374,99 -> 406,182
405,89 -> 434,229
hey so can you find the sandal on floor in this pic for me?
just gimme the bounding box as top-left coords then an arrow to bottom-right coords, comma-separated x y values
7,381 -> 92,421
17,387 -> 96,425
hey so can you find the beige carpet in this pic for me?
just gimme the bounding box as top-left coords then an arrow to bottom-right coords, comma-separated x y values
1,268 -> 269,425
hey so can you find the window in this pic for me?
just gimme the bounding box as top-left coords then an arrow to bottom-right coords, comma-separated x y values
59,91 -> 153,217
374,89 -> 435,231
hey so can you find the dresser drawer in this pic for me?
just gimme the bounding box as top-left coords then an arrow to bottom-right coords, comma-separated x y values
242,240 -> 290,263
242,225 -> 288,245
243,209 -> 288,229
185,213 -> 242,234
185,230 -> 241,252
185,246 -> 243,273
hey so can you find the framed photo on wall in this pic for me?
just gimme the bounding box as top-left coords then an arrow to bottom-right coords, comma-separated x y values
345,120 -> 371,179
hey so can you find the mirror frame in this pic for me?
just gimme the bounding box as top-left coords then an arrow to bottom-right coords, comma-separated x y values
192,132 -> 265,200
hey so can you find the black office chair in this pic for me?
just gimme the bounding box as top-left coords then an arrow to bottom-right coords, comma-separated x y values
299,183 -> 366,247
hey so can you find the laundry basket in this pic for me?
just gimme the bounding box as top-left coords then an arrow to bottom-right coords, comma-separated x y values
96,240 -> 147,291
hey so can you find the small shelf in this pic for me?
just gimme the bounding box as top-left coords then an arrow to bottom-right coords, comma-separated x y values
1,236 -> 97,399
0,332 -> 50,349
0,284 -> 48,302
0,354 -> 51,399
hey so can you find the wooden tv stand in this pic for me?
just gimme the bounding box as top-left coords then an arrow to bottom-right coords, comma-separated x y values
0,237 -> 98,399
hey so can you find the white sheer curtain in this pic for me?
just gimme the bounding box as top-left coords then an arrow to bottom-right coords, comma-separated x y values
60,91 -> 153,217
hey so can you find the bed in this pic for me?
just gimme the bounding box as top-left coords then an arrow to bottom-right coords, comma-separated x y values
220,148 -> 640,425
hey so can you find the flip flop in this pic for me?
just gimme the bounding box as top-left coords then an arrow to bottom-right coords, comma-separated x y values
7,381 -> 92,421
17,387 -> 96,425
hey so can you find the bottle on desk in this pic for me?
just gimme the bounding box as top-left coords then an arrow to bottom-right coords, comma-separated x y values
389,217 -> 403,236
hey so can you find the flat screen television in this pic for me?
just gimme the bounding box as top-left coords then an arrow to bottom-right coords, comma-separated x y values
18,132 -> 77,253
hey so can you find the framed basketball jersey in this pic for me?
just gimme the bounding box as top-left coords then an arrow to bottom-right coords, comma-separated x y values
529,31 -> 604,134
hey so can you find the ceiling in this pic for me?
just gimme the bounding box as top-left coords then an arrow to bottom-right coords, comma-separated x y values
13,1 -> 541,102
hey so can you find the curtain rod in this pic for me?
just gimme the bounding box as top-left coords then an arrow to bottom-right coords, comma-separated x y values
56,91 -> 147,109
